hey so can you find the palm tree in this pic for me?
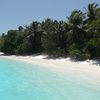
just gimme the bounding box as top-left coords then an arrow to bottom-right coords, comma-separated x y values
67,10 -> 86,45
86,2 -> 99,21
68,10 -> 85,26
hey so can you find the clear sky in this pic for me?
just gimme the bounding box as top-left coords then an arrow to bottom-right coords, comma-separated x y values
0,0 -> 100,34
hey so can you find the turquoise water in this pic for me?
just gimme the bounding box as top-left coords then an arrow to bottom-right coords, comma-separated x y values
0,57 -> 100,100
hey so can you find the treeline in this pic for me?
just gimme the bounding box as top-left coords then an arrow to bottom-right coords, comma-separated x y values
0,3 -> 100,60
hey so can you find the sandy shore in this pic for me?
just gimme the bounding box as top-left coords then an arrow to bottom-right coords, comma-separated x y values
0,54 -> 100,88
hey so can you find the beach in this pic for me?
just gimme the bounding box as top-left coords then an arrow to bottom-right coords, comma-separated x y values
0,54 -> 100,88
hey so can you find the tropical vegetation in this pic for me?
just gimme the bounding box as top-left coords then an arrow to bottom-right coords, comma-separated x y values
0,3 -> 100,60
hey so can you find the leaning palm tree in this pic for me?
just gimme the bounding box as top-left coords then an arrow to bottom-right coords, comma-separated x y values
86,2 -> 99,21
84,3 -> 100,39
68,10 -> 84,26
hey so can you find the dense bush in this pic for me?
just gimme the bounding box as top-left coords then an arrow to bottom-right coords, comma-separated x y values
0,3 -> 100,60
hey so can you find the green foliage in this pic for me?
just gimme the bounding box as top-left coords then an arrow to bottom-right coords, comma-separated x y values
85,39 -> 100,58
17,41 -> 33,54
0,37 -> 4,50
68,10 -> 85,26
0,2 -> 100,60
41,19 -> 68,55
68,44 -> 90,60
68,44 -> 81,58
0,30 -> 18,54
87,2 -> 99,21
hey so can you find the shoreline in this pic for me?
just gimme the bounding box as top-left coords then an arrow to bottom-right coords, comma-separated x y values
0,54 -> 100,89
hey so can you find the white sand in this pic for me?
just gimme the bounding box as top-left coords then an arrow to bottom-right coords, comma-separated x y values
0,52 -> 4,55
0,54 -> 100,88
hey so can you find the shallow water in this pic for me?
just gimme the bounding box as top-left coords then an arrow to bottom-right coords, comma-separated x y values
0,57 -> 100,100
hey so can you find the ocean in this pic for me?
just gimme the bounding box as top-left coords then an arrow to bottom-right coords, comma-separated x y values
0,57 -> 100,100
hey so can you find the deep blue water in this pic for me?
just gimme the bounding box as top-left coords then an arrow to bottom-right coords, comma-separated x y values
0,57 -> 100,100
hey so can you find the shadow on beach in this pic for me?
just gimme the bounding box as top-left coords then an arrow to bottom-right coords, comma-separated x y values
0,52 -> 100,66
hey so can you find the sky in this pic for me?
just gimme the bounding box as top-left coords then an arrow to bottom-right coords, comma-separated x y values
0,0 -> 100,34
